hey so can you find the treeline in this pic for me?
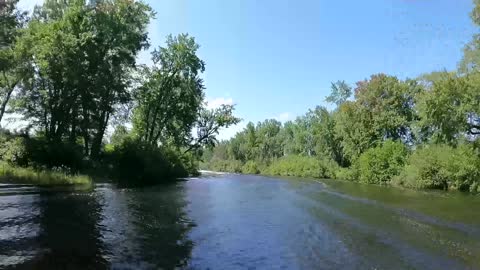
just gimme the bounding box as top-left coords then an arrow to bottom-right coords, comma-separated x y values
203,1 -> 480,193
203,72 -> 480,192
0,0 -> 239,185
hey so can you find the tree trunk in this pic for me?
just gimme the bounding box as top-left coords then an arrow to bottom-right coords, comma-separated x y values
0,87 -> 14,125
0,72 -> 17,125
90,111 -> 110,160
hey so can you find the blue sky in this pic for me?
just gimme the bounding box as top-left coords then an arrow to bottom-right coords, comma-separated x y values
18,0 -> 478,139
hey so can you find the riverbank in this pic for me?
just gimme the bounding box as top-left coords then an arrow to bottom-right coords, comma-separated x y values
0,162 -> 92,188
201,155 -> 480,194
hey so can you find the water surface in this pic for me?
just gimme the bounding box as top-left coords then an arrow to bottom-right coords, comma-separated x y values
0,174 -> 479,269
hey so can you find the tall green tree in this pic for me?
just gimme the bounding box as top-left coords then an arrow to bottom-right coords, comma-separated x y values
278,121 -> 296,156
0,0 -> 26,124
309,106 -> 345,165
333,74 -> 419,162
459,0 -> 480,73
16,0 -> 152,157
325,80 -> 352,106
187,104 -> 240,154
416,73 -> 480,144
255,119 -> 283,161
354,74 -> 419,143
334,101 -> 375,162
133,34 -> 205,147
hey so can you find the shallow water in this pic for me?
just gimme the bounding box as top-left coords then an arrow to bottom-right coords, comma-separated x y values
0,175 -> 479,269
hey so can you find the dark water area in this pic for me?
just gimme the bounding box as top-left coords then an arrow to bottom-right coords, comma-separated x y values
0,174 -> 479,269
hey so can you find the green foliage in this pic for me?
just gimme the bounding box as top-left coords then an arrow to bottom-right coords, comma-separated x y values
15,0 -> 153,158
131,33 -> 240,164
394,144 -> 480,192
208,158 -> 243,173
265,156 -> 337,179
325,80 -> 352,106
334,167 -> 358,181
0,132 -> 29,166
110,125 -> 130,146
460,0 -> 480,73
333,101 -> 374,162
0,0 -> 23,47
356,140 -> 408,185
0,1 -> 242,186
355,75 -> 420,142
133,34 -> 205,147
26,139 -> 85,173
203,65 -> 478,194
242,161 -> 260,174
202,71 -> 480,193
309,106 -> 345,165
109,138 -> 190,186
415,73 -> 480,145
333,75 -> 420,163
0,131 -> 86,172
0,0 -> 27,123
188,104 -> 241,154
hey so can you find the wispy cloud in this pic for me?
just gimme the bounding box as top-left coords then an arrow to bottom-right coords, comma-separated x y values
217,122 -> 245,141
275,112 -> 292,122
206,97 -> 234,110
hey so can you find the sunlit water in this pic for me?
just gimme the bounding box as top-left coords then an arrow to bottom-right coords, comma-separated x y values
1,174 -> 479,269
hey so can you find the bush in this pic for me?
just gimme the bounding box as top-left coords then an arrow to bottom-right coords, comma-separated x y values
393,144 -> 480,192
179,151 -> 200,176
334,167 -> 358,181
265,155 -> 338,179
26,139 -> 85,173
110,139 -> 190,185
0,131 -> 86,173
356,140 -> 408,185
242,160 -> 260,174
208,158 -> 243,173
0,136 -> 30,167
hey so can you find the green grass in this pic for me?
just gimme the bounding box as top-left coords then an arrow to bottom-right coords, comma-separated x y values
0,162 -> 92,187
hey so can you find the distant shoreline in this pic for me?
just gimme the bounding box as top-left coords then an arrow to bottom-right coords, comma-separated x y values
198,170 -> 228,175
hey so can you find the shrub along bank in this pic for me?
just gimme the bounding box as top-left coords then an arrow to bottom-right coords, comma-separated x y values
204,141 -> 480,194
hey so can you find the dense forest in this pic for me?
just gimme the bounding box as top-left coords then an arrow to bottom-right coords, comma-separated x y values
0,0 -> 239,185
202,2 -> 480,193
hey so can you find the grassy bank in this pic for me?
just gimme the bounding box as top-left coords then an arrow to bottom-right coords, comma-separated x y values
0,162 -> 92,187
203,156 -> 337,179
203,144 -> 480,194
0,131 -> 196,187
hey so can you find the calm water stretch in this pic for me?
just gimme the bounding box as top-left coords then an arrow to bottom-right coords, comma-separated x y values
1,173 -> 479,269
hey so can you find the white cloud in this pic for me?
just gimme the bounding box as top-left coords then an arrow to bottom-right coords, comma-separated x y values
206,97 -> 233,110
275,112 -> 292,122
18,0 -> 43,12
217,122 -> 245,141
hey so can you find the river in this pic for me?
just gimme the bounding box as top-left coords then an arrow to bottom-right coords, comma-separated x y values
1,173 -> 479,269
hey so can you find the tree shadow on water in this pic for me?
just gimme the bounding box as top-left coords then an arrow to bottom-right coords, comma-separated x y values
123,182 -> 196,269
8,191 -> 109,270
3,182 -> 195,270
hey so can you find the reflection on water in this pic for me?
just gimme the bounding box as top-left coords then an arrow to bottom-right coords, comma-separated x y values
0,183 -> 194,270
0,175 -> 479,269
15,192 -> 107,269
101,183 -> 195,269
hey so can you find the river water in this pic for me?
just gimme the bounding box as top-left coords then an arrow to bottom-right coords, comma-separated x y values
0,173 -> 479,269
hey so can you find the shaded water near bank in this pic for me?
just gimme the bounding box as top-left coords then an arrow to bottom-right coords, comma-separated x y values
0,174 -> 479,269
